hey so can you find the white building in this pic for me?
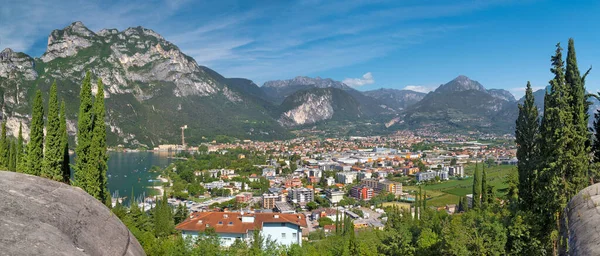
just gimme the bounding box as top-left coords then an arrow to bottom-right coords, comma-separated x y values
336,172 -> 357,184
325,177 -> 336,186
177,212 -> 306,247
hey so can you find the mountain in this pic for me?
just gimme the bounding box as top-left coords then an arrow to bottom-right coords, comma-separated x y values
262,76 -> 385,116
363,88 -> 426,110
277,88 -> 362,126
262,76 -> 351,102
487,89 -> 516,102
400,76 -> 517,133
0,21 -> 290,147
519,86 -> 600,127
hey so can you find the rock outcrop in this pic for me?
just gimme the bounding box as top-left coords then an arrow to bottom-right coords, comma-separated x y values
0,171 -> 145,256
564,183 -> 600,256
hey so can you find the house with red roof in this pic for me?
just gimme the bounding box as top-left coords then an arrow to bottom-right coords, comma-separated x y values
175,212 -> 307,247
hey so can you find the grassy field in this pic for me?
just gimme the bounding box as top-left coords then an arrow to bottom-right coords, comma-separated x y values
382,202 -> 412,210
405,164 -> 517,207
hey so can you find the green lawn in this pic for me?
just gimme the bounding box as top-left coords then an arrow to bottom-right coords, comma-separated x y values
405,164 -> 516,207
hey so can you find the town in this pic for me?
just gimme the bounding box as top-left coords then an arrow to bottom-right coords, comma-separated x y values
134,130 -> 517,248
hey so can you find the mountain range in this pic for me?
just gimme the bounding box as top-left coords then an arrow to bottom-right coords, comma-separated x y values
0,21 -> 564,147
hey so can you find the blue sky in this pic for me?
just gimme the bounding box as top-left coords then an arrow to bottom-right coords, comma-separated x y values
1,0 -> 599,98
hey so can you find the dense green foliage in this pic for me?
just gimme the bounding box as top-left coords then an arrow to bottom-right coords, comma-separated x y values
42,82 -> 64,181
515,81 -> 539,210
515,39 -> 593,255
23,90 -> 44,175
72,73 -> 109,203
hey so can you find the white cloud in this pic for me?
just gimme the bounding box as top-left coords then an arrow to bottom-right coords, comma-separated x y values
403,85 -> 437,93
343,72 -> 375,87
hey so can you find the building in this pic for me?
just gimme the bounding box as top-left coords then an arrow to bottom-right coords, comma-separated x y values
445,165 -> 464,177
415,171 -> 436,182
325,189 -> 344,204
275,201 -> 296,214
357,171 -> 372,181
287,188 -> 314,205
350,185 -> 374,201
263,193 -> 281,209
325,177 -> 336,186
336,172 -> 357,184
415,170 -> 448,182
360,178 -> 379,189
236,192 -> 253,203
377,180 -> 402,196
176,212 -> 307,247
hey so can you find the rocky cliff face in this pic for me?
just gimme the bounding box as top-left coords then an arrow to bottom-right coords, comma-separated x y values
279,91 -> 334,126
0,21 -> 288,146
278,88 -> 362,126
487,89 -> 516,102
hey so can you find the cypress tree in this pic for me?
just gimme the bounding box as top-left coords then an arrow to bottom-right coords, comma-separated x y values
24,90 -> 45,176
0,121 -> 7,167
73,72 -> 96,197
16,123 -> 24,172
482,163 -> 488,208
515,81 -> 539,210
8,140 -> 16,171
42,81 -> 63,181
538,43 -> 571,253
472,162 -> 481,209
564,38 -> 590,193
60,101 -> 71,183
91,79 -> 110,204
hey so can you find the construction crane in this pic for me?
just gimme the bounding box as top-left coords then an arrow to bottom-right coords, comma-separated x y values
181,125 -> 188,150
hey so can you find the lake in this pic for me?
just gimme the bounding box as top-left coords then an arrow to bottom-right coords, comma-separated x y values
105,151 -> 176,205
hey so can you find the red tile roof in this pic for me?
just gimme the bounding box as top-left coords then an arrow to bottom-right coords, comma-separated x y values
175,212 -> 307,234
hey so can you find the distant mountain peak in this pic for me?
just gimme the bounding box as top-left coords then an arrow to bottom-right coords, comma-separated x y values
436,75 -> 486,93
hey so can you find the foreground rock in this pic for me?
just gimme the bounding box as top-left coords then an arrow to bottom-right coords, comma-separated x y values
565,183 -> 600,256
0,171 -> 145,256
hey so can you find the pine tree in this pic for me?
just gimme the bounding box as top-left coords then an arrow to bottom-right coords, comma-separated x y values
472,162 -> 481,209
59,101 -> 71,183
0,121 -> 7,167
153,191 -> 174,238
481,163 -> 488,208
91,79 -> 110,204
16,123 -> 24,172
537,43 -> 571,253
24,90 -> 45,176
42,81 -> 63,181
564,38 -> 590,193
8,140 -> 16,171
515,81 -> 539,210
73,72 -> 97,197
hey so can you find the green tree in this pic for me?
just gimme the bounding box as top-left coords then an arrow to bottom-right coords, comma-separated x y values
91,79 -> 110,204
173,203 -> 189,224
472,162 -> 481,209
15,123 -> 24,172
318,217 -> 334,227
515,81 -> 539,210
8,140 -> 16,171
564,38 -> 590,195
153,192 -> 174,238
481,164 -> 488,208
42,82 -> 63,181
0,121 -> 7,167
73,72 -> 97,196
59,101 -> 71,183
538,43 -> 571,254
24,90 -> 44,176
